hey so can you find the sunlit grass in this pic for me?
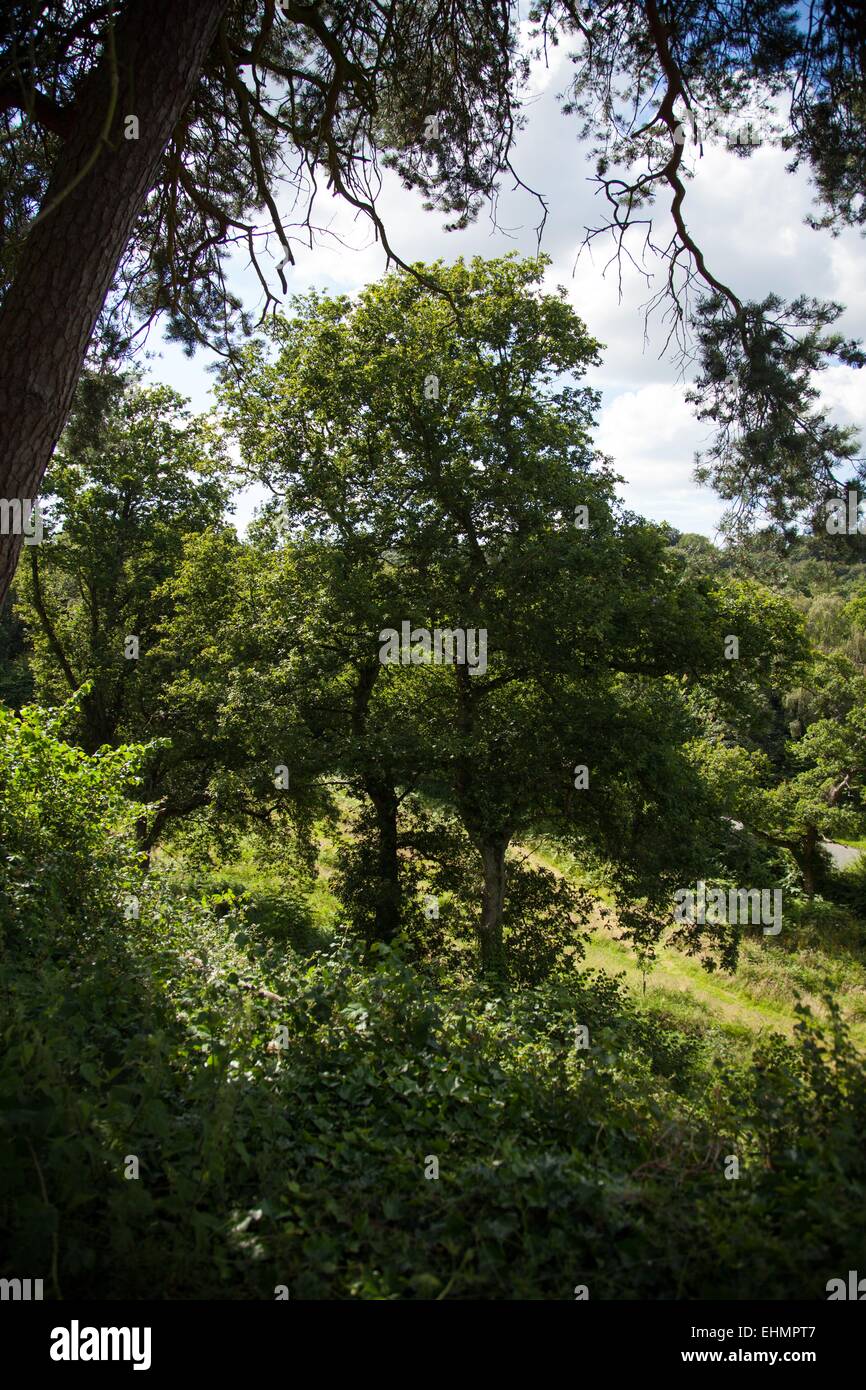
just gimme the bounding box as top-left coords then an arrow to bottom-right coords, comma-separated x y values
527,839 -> 866,1051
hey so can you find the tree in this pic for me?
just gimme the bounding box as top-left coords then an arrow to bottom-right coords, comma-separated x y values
0,0 -> 521,604
217,253 -> 805,969
215,252 -> 604,963
12,372 -> 232,847
0,0 -> 228,604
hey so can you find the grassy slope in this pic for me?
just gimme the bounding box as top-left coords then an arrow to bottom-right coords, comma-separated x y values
168,822 -> 866,1055
526,842 -> 866,1051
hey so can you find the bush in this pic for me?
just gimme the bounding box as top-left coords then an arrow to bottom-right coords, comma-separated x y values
3,707 -> 866,1299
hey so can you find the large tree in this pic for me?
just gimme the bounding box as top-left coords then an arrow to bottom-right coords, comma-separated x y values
0,0 -> 519,602
217,253 -> 805,968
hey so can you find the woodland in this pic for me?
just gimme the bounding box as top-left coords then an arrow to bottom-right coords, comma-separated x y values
1,0 -> 866,1300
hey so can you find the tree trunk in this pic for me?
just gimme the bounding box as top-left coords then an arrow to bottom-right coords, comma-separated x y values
0,0 -> 229,606
367,781 -> 402,943
799,824 -> 819,899
478,835 -> 510,975
136,787 -> 211,857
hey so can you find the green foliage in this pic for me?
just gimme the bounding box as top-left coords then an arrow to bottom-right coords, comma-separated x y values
17,374 -> 229,733
0,699 -> 144,944
690,647 -> 866,896
3,705 -> 866,1300
0,597 -> 32,711
11,372 -> 232,849
690,291 -> 865,532
4,236 -> 866,1299
497,860 -> 592,986
2,901 -> 864,1296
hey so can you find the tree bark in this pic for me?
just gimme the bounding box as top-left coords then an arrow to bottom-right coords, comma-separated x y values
478,834 -> 510,975
0,0 -> 229,606
366,779 -> 402,943
136,788 -> 211,860
797,823 -> 819,899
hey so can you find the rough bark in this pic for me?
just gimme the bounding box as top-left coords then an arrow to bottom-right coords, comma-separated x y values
0,0 -> 229,605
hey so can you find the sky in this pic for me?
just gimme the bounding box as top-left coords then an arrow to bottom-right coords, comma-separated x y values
142,42 -> 866,541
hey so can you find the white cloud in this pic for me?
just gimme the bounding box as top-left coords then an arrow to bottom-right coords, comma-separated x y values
817,365 -> 866,434
596,384 -> 724,534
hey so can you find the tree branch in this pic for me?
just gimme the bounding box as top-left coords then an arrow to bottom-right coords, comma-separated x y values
0,82 -> 75,140
27,547 -> 80,691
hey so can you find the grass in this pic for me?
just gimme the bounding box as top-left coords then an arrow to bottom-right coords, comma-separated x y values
582,929 -> 798,1039
524,839 -> 866,1052
152,831 -> 341,956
